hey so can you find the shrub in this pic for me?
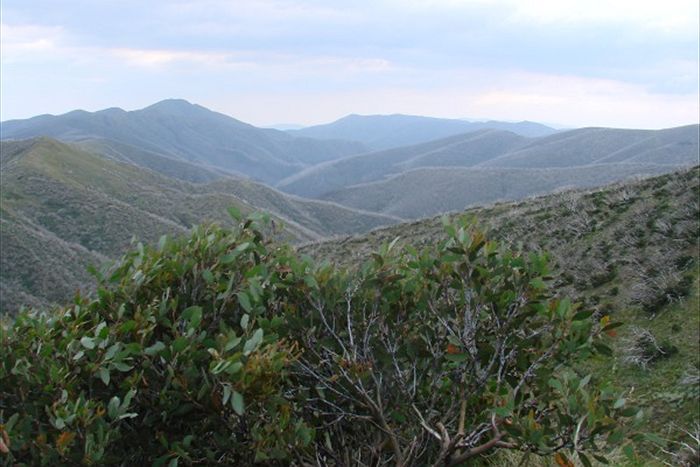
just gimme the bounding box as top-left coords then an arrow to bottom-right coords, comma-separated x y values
1,213 -> 312,465
621,327 -> 678,370
1,214 -> 639,466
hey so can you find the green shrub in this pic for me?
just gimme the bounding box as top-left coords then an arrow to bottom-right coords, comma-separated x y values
1,213 -> 312,465
1,213 -> 640,466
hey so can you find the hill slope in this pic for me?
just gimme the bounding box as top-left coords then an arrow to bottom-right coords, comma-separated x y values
277,129 -> 528,198
1,99 -> 368,184
322,164 -> 683,219
0,138 -> 399,313
278,125 -> 699,209
302,168 -> 700,461
289,113 -> 557,150
478,124 -> 699,168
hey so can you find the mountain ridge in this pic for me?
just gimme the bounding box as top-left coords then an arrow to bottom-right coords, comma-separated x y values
1,99 -> 370,184
0,137 -> 400,313
278,124 -> 699,205
288,113 -> 558,150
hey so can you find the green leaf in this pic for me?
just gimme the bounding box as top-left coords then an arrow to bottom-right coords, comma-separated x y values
224,335 -> 241,352
549,378 -> 563,392
614,398 -> 625,409
225,362 -> 243,375
145,341 -> 166,356
231,390 -> 245,415
112,362 -> 133,372
593,342 -> 613,356
80,336 -> 96,349
493,406 -> 511,417
108,396 -> 120,419
234,242 -> 251,254
220,253 -> 236,264
202,269 -> 214,284
556,298 -> 571,318
172,337 -> 188,353
99,367 -> 110,386
238,293 -> 252,313
578,374 -> 591,389
243,328 -> 264,355
602,322 -> 624,332
578,451 -> 593,467
573,310 -> 594,321
223,385 -> 232,405
182,306 -> 203,329
240,314 -> 250,330
620,407 -> 639,417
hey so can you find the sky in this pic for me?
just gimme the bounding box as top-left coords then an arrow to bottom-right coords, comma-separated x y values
1,0 -> 698,128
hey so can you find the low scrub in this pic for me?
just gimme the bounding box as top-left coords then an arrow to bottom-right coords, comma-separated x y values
2,213 -> 645,465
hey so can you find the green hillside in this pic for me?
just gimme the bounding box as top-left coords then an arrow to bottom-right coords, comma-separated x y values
322,164 -> 683,219
0,138 -> 398,313
278,125 -> 699,202
277,129 -> 527,198
302,167 -> 700,462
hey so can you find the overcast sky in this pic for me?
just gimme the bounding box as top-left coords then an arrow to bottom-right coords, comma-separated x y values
1,0 -> 698,128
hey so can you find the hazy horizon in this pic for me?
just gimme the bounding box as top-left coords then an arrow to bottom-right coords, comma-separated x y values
1,0 -> 699,129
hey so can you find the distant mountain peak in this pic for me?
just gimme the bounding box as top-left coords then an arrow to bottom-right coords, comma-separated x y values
140,98 -> 199,113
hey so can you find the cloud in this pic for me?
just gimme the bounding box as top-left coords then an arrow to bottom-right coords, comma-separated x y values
504,0 -> 699,34
0,22 -> 65,62
206,68 -> 698,129
109,48 -> 256,70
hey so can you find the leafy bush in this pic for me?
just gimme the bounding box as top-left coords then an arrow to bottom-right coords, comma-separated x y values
1,212 -> 312,465
1,213 -> 639,465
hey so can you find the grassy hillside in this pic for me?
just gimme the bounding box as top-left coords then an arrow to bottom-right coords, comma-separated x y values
302,167 -> 700,463
277,129 -> 528,197
289,113 -> 557,150
277,125 -> 699,202
322,164 -> 683,219
1,99 -> 368,184
0,138 -> 398,313
479,124 -> 699,168
76,138 -> 227,183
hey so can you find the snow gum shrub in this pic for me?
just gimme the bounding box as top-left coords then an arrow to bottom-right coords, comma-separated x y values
2,212 -> 642,465
1,211 -> 313,465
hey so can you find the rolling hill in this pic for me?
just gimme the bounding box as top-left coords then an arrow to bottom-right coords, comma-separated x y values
477,124 -> 700,168
277,129 -> 529,198
289,113 -> 557,150
321,164 -> 682,219
0,138 -> 399,313
277,125 -> 699,211
302,167 -> 700,462
1,99 -> 369,184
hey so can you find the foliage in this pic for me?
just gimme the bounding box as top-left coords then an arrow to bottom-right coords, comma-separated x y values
2,213 -> 640,465
1,212 -> 312,465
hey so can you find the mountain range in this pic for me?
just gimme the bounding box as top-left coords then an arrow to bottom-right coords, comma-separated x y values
288,113 -> 558,150
1,99 -> 368,184
1,99 -> 698,312
277,125 -> 699,217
